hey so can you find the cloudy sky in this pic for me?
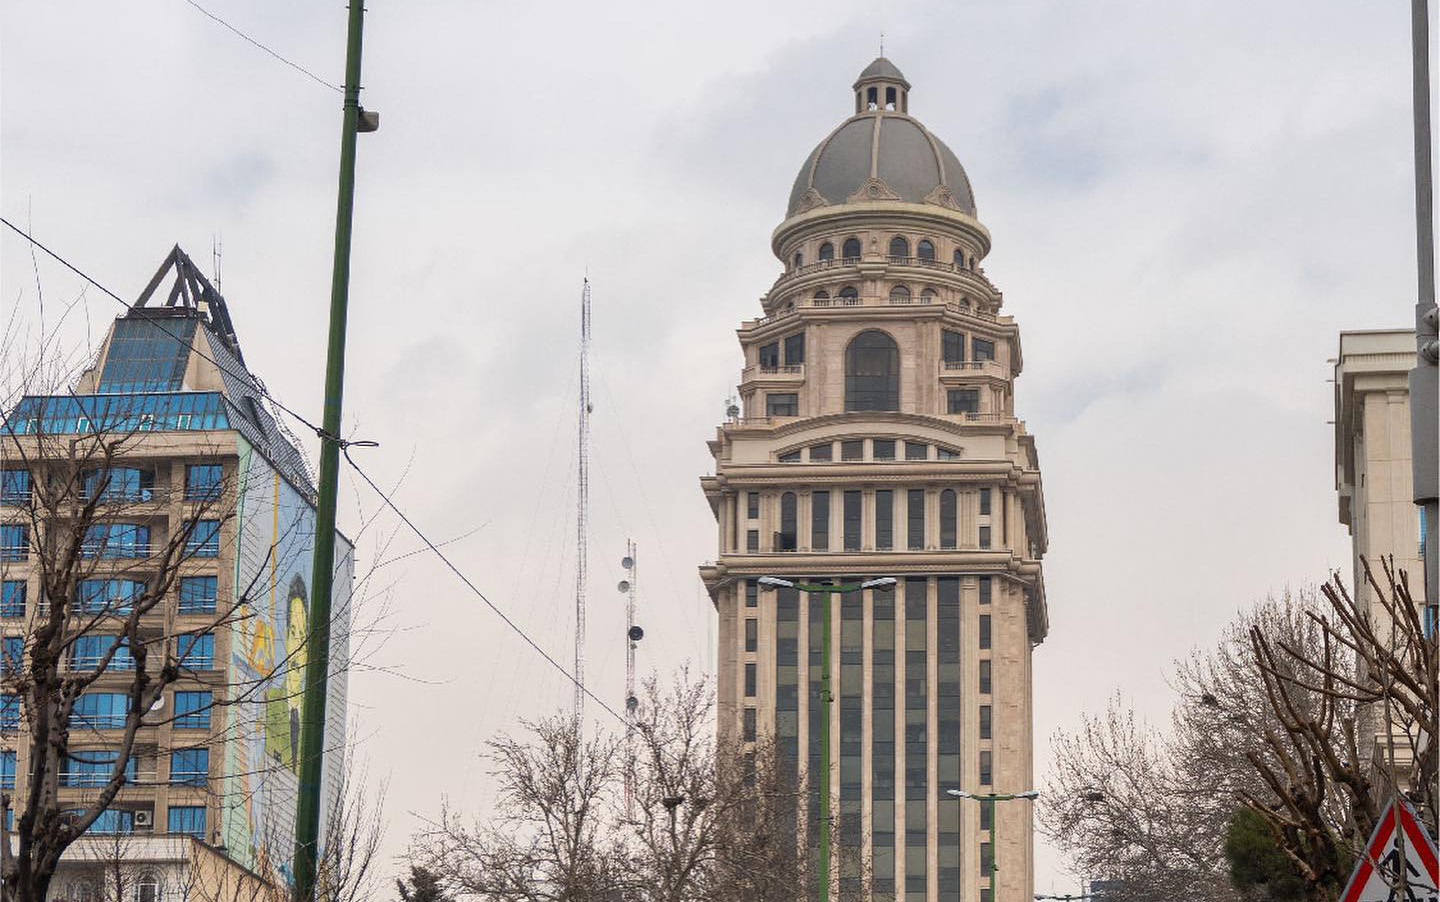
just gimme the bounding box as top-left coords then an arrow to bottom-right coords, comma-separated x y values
1,0 -> 1425,892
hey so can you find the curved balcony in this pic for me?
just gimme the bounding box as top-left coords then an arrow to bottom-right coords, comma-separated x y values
766,254 -> 1001,304
743,293 -> 999,331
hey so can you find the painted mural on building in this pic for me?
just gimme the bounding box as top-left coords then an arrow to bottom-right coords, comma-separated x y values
221,436 -> 351,885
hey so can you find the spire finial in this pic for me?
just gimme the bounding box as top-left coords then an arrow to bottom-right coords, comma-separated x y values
879,32 -> 885,58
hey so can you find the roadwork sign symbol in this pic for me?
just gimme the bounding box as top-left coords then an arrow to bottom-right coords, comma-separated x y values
1339,797 -> 1439,902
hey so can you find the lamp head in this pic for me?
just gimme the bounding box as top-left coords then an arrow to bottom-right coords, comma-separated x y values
1017,790 -> 1040,800
758,576 -> 795,588
945,789 -> 971,799
860,577 -> 897,589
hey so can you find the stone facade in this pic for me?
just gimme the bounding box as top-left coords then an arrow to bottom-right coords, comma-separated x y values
701,59 -> 1050,902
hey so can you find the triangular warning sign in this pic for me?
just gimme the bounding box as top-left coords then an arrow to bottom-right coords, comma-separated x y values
1340,797 -> 1440,902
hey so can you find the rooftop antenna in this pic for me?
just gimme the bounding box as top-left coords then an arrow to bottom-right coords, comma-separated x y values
573,278 -> 592,723
619,543 -> 643,816
211,234 -> 222,295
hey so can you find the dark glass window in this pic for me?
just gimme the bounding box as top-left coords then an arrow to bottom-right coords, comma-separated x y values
743,707 -> 757,741
83,523 -> 149,559
0,471 -> 30,506
980,705 -> 992,740
9,392 -> 230,435
937,446 -> 961,460
71,692 -> 128,729
841,440 -> 863,461
980,750 -> 993,786
843,491 -> 862,551
954,248 -> 966,267
2,638 -> 21,675
907,490 -> 925,550
940,490 -> 956,549
875,490 -> 893,551
62,750 -> 136,787
185,464 -> 223,501
973,338 -> 996,361
0,751 -> 14,790
938,577 -> 961,808
810,443 -> 832,461
766,393 -> 798,417
77,579 -> 143,616
0,582 -> 24,618
905,441 -> 927,461
917,239 -> 935,260
0,695 -> 17,731
872,581 -> 896,895
747,492 -> 759,519
979,614 -> 992,649
980,487 -> 992,515
778,449 -> 801,462
168,806 -> 206,837
845,330 -> 900,411
759,342 -> 780,368
744,662 -> 757,697
793,251 -> 803,269
174,691 -> 212,729
779,493 -> 797,551
179,633 -> 214,670
812,491 -> 830,551
97,316 -> 197,394
70,635 -> 135,672
170,748 -> 208,786
186,520 -> 220,558
83,467 -> 154,502
745,618 -> 758,652
745,579 -> 758,608
842,237 -> 862,259
0,526 -> 27,562
819,241 -> 835,261
839,285 -> 859,299
889,285 -> 911,303
179,576 -> 218,614
979,576 -> 992,605
948,389 -> 980,415
775,586 -> 799,777
904,577 -> 928,888
979,525 -> 992,549
746,529 -> 759,553
942,330 -> 965,364
783,332 -> 805,365
873,439 -> 895,460
979,659 -> 992,694
888,236 -> 909,258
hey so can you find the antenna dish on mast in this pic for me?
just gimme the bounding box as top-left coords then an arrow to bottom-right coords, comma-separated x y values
618,580 -> 631,593
621,555 -> 634,569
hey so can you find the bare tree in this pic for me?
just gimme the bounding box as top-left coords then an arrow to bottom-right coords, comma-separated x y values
1042,563 -> 1438,902
410,716 -> 624,902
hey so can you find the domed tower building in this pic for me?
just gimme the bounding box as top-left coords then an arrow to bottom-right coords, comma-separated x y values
700,59 -> 1049,902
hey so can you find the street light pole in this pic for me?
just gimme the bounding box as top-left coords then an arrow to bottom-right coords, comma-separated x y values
947,788 -> 1039,901
760,576 -> 895,902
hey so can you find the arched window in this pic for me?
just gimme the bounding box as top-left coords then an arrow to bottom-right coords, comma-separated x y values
917,240 -> 935,261
939,489 -> 957,549
920,287 -> 938,302
779,493 -> 797,551
819,242 -> 835,261
135,872 -> 162,902
793,251 -> 804,269
813,289 -> 830,302
889,285 -> 911,304
888,236 -> 909,259
953,249 -> 966,268
838,285 -> 859,300
842,237 -> 862,260
969,256 -> 977,271
845,330 -> 900,411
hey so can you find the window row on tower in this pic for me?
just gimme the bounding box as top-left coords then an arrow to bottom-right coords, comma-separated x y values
736,485 -> 1002,554
788,234 -> 981,273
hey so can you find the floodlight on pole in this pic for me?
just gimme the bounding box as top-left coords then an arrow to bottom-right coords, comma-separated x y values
860,577 -> 898,590
758,576 -> 796,588
945,787 -> 1040,897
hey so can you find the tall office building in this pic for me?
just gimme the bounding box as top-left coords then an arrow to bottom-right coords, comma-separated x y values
0,248 -> 350,898
701,59 -> 1051,902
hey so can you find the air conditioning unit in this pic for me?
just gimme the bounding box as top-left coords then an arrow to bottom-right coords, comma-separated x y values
133,810 -> 153,829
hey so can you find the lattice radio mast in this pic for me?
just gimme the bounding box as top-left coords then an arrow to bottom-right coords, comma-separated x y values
619,542 -> 642,816
573,279 -> 592,721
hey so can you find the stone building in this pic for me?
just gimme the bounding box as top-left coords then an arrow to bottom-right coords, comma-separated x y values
700,58 -> 1051,902
0,248 -> 350,897
1332,327 -> 1422,779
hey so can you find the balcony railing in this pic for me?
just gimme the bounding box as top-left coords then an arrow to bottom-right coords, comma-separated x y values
746,295 -> 998,329
941,359 -> 1008,379
770,253 -> 1001,293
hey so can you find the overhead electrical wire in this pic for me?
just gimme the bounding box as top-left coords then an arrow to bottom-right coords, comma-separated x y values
181,0 -> 341,93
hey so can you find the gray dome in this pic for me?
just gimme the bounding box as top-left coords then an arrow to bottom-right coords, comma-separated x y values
787,113 -> 976,218
855,57 -> 910,88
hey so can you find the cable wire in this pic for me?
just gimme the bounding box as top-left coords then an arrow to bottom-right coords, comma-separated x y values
341,447 -> 629,728
182,0 -> 341,93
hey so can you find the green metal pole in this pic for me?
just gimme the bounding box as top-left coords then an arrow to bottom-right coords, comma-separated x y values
990,797 -> 998,900
293,2 -> 367,898
818,587 -> 832,902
